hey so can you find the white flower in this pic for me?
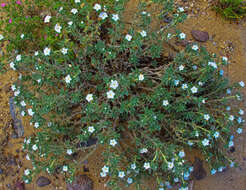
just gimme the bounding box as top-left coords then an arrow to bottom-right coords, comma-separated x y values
68,21 -> 73,26
140,30 -> 147,37
0,34 -> 4,40
20,34 -> 25,39
63,165 -> 68,172
140,148 -> 148,153
174,80 -> 179,86
32,144 -> 38,151
34,51 -> 39,56
179,65 -> 184,71
229,115 -> 234,121
239,109 -> 244,115
67,149 -> 73,155
99,12 -> 108,20
54,24 -> 62,33
178,151 -> 185,158
107,90 -> 115,99
21,111 -> 25,116
239,81 -> 245,87
26,154 -> 30,160
179,33 -> 186,39
178,7 -> 184,12
71,8 -> 78,14
192,45 -> 199,51
86,94 -> 93,102
44,15 -> 52,23
127,178 -> 133,184
16,54 -> 21,61
43,47 -> 51,56
59,7 -> 63,12
191,86 -> 198,93
110,80 -> 119,89
75,0 -> 80,3
10,62 -> 16,70
14,90 -> 20,96
167,162 -> 174,170
208,61 -> 217,69
202,138 -> 209,146
102,165 -> 109,173
204,114 -> 210,121
143,162 -> 150,170
222,56 -> 228,62
118,171 -> 125,178
138,74 -> 144,81
182,83 -> 188,90
198,81 -> 203,86
24,169 -> 30,175
167,33 -> 172,39
88,126 -> 95,133
214,131 -> 219,139
65,75 -> 72,84
28,108 -> 34,116
93,3 -> 101,11
100,172 -> 107,177
61,48 -> 68,55
110,139 -> 117,146
131,163 -> 136,170
34,122 -> 39,128
125,34 -> 132,41
162,100 -> 169,106
20,100 -> 26,107
112,14 -> 119,21
11,85 -> 16,91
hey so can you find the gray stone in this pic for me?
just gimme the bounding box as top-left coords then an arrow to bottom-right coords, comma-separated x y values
36,176 -> 51,187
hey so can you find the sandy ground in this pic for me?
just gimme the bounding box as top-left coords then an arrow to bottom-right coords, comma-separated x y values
0,0 -> 246,189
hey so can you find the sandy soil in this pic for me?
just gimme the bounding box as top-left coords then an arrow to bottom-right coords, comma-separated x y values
0,0 -> 246,189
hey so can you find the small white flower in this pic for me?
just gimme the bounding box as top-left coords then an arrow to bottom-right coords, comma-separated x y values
0,34 -> 4,40
140,30 -> 147,37
107,90 -> 115,99
93,3 -> 101,11
179,33 -> 186,39
191,86 -> 198,93
32,144 -> 38,151
198,81 -> 203,86
162,100 -> 169,106
88,126 -> 95,133
179,65 -> 184,71
178,7 -> 184,12
44,15 -> 51,23
167,33 -> 172,39
67,149 -> 73,155
202,138 -> 209,146
61,48 -> 68,55
167,162 -> 174,170
140,148 -> 148,154
239,109 -> 244,115
118,171 -> 125,178
112,14 -> 119,21
75,0 -> 80,3
86,94 -> 93,102
34,122 -> 39,128
34,51 -> 39,56
14,90 -> 20,96
65,75 -> 72,84
71,8 -> 78,14
182,83 -> 188,90
239,81 -> 245,87
110,139 -> 117,146
102,165 -> 109,173
208,61 -> 217,69
192,45 -> 199,51
100,172 -> 107,177
68,21 -> 73,26
16,55 -> 21,61
125,34 -> 132,41
110,80 -> 119,89
222,56 -> 228,62
20,100 -> 26,107
20,34 -> 25,39
63,165 -> 68,172
59,7 -> 63,12
10,62 -> 16,70
143,162 -> 150,170
178,151 -> 185,158
26,154 -> 30,160
21,111 -> 25,116
11,85 -> 16,91
131,163 -> 136,170
37,79 -> 41,83
214,131 -> 220,139
24,169 -> 30,175
138,74 -> 144,81
99,12 -> 108,20
43,47 -> 51,56
229,115 -> 234,121
28,108 -> 34,116
204,114 -> 210,121
54,23 -> 62,33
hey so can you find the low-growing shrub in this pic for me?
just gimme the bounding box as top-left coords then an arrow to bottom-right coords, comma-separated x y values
0,0 -> 245,190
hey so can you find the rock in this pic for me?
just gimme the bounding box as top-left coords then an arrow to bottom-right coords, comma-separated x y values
67,175 -> 93,190
9,97 -> 24,138
192,157 -> 207,180
229,146 -> 235,153
36,176 -> 51,187
15,181 -> 25,190
77,138 -> 97,148
191,30 -> 209,42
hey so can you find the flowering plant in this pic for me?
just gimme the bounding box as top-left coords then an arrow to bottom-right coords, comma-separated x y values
0,0 -> 245,190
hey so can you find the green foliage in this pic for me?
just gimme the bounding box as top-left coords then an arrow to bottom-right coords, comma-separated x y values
214,0 -> 246,19
0,0 -> 245,190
